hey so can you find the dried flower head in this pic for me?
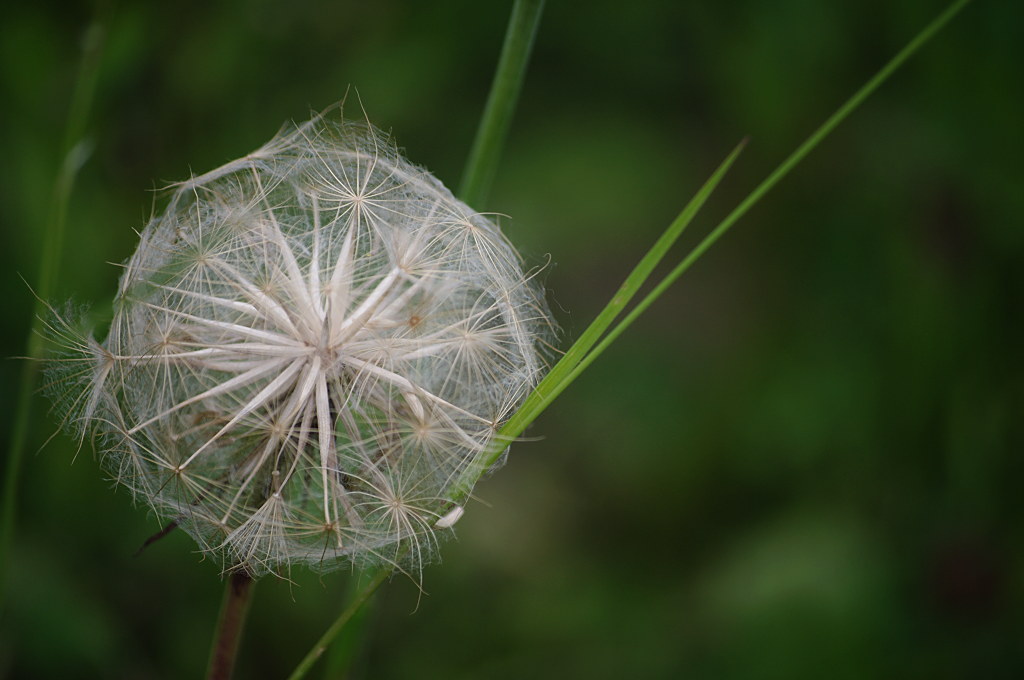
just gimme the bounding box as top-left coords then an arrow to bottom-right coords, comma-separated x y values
48,107 -> 553,577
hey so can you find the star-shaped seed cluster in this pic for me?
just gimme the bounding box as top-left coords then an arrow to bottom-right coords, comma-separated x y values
53,110 -> 552,576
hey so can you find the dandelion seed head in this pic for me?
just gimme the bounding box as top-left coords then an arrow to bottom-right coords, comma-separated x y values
49,106 -> 553,577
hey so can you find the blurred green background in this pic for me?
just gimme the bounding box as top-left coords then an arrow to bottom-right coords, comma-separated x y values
2,0 -> 1022,678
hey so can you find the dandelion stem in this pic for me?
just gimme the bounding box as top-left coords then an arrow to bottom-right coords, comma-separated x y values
0,21 -> 104,613
286,569 -> 389,680
206,571 -> 256,680
458,0 -> 546,208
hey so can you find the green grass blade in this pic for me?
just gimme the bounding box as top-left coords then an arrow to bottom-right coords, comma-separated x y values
512,140 -> 745,420
458,0 -> 545,208
318,570 -> 378,680
0,21 -> 105,614
566,0 -> 975,390
286,569 -> 389,680
503,141 -> 744,424
447,139 -> 747,503
451,0 -> 973,502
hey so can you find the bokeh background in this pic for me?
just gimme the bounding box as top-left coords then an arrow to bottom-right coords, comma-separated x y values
1,0 -> 1022,677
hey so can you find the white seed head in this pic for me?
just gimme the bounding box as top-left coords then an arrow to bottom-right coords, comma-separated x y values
49,107 -> 553,577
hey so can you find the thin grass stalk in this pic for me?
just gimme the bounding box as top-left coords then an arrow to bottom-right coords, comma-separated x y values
447,138 -> 746,504
0,21 -> 105,614
458,0 -> 546,208
319,570 -> 379,679
286,569 -> 389,680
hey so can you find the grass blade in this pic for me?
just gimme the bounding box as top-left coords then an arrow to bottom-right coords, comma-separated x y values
286,569 -> 389,680
0,21 -> 105,614
458,0 -> 546,208
453,0 -> 974,499
569,0 -> 975,389
447,139 -> 747,503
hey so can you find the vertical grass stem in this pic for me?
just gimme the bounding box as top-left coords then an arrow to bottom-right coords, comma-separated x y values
0,21 -> 105,615
458,0 -> 545,209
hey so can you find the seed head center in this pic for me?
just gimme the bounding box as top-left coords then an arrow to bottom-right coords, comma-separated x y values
315,340 -> 339,365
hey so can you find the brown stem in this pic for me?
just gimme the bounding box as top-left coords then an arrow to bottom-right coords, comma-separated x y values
206,571 -> 256,680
